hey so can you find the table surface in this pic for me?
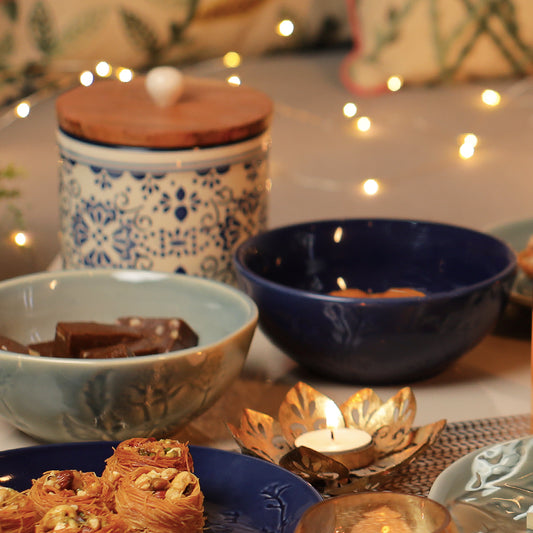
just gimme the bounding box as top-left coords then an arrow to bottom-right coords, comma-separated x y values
0,48 -> 531,454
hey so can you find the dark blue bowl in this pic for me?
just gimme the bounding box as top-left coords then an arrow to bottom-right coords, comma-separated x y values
233,218 -> 517,384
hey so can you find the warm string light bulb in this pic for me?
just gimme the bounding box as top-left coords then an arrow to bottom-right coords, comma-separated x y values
223,52 -> 241,68
227,75 -> 241,86
343,102 -> 358,118
355,116 -> 372,132
462,133 -> 478,147
79,70 -> 94,87
481,89 -> 501,107
14,101 -> 30,118
387,75 -> 403,92
95,61 -> 112,78
11,231 -> 29,247
458,132 -> 478,160
276,19 -> 294,37
78,61 -> 135,87
362,178 -> 380,195
116,67 -> 134,83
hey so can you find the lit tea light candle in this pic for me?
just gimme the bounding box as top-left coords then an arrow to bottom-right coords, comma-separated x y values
294,428 -> 374,470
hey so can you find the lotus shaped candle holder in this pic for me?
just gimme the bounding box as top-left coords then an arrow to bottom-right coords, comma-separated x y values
227,382 -> 446,495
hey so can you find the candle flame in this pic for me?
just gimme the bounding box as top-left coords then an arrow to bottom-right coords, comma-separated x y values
325,402 -> 342,428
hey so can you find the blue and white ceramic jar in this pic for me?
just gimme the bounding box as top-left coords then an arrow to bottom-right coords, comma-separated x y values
56,74 -> 273,284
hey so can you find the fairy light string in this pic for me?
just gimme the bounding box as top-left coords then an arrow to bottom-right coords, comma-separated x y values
0,15 -> 523,247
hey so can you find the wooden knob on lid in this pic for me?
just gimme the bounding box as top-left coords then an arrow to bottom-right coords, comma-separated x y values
145,66 -> 184,107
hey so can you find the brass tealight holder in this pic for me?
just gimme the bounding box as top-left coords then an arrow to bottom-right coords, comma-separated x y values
227,382 -> 446,495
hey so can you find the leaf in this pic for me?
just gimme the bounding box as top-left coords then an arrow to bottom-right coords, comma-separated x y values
1,0 -> 18,22
1,0 -> 17,22
120,8 -> 161,59
28,0 -> 57,56
0,33 -> 14,63
59,7 -> 108,52
0,163 -> 23,180
169,0 -> 200,43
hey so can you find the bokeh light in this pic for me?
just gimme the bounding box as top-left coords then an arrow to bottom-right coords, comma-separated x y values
116,68 -> 134,83
356,116 -> 372,132
343,102 -> 358,118
227,75 -> 241,86
79,70 -> 94,87
223,52 -> 241,68
277,19 -> 294,37
481,89 -> 501,107
387,76 -> 403,92
363,178 -> 379,195
95,61 -> 112,77
14,102 -> 30,118
11,231 -> 29,247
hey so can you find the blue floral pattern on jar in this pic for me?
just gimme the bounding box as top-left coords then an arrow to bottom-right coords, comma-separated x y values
58,131 -> 271,285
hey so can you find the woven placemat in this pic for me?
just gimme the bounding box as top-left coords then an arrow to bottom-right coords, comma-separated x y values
378,413 -> 530,496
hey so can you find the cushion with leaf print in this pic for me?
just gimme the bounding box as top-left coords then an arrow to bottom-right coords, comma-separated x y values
0,0 -> 350,107
341,0 -> 533,95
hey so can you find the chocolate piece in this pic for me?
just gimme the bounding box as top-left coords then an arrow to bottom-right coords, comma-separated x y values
117,317 -> 199,351
0,335 -> 30,354
28,341 -> 57,357
3,317 -> 198,360
80,343 -> 134,359
121,335 -> 169,356
55,322 -> 143,357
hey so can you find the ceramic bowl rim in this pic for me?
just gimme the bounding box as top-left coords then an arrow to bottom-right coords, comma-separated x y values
0,269 -> 258,367
234,217 -> 518,304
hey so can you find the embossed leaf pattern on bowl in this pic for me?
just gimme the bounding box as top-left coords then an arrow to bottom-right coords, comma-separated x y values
227,382 -> 446,494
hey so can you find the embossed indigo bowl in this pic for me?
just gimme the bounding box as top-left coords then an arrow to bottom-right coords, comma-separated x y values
234,218 -> 516,384
0,269 -> 258,443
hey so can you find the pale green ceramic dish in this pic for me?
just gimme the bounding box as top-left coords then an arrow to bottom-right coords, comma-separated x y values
429,436 -> 532,532
0,269 -> 258,443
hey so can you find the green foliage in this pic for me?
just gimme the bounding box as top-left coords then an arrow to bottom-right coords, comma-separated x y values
0,33 -> 14,67
169,0 -> 199,43
120,8 -> 161,63
120,2 -> 200,66
1,0 -> 18,22
59,7 -> 108,54
28,0 -> 57,56
0,163 -> 24,229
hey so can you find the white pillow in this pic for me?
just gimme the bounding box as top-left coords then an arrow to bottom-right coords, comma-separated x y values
341,0 -> 533,95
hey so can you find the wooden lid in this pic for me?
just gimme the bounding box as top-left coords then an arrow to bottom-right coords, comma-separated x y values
56,76 -> 273,149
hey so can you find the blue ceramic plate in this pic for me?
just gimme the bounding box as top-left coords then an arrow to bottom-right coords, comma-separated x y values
487,218 -> 532,306
429,435 -> 532,532
0,442 -> 322,533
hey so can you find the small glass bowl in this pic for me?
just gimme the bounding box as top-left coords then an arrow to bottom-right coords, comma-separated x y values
295,492 -> 458,533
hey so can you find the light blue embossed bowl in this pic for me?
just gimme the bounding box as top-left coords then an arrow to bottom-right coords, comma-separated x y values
0,269 -> 258,443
